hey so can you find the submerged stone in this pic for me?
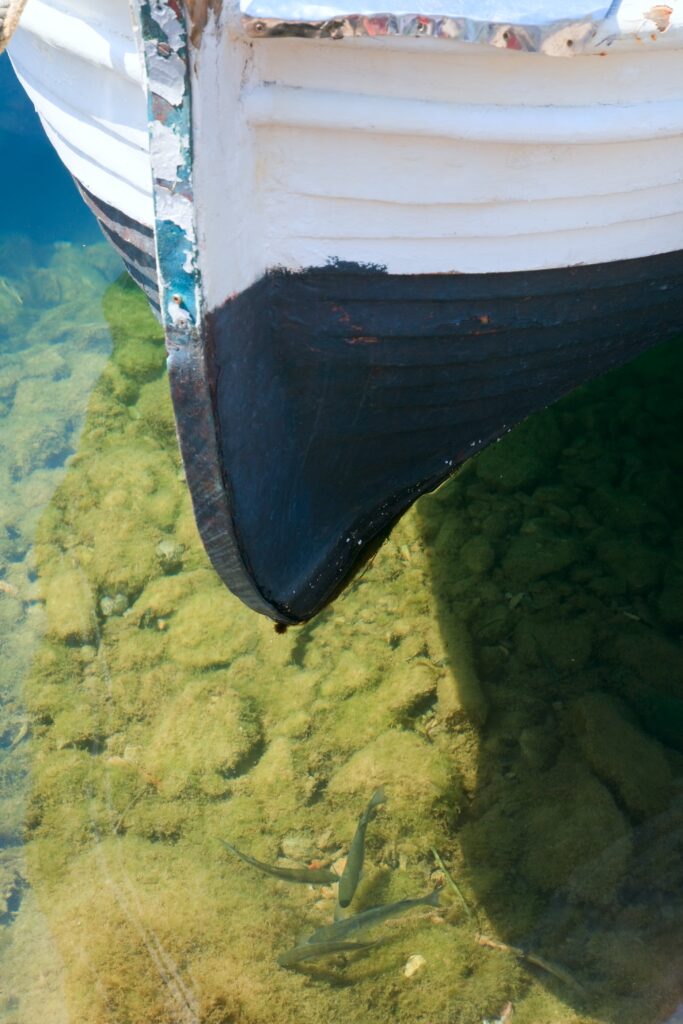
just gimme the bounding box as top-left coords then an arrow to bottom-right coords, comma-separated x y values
522,760 -> 630,894
44,568 -> 96,644
571,692 -> 672,817
141,676 -> 263,799
155,539 -> 184,574
501,532 -> 582,587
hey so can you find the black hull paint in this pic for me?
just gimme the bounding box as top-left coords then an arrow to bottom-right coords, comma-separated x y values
70,179 -> 683,623
206,254 -> 683,622
76,183 -> 162,319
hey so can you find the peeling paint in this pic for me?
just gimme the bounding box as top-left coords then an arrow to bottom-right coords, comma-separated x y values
136,0 -> 198,324
142,42 -> 185,106
148,0 -> 186,50
149,120 -> 185,181
156,187 -> 195,238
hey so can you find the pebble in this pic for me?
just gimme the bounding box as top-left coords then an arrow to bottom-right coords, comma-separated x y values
155,539 -> 184,574
403,954 -> 426,979
100,593 -> 128,617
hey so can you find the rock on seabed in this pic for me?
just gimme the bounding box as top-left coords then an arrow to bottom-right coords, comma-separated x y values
14,278 -> 683,1024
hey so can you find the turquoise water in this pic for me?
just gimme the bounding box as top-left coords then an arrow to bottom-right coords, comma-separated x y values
0,53 -> 121,1022
2,49 -> 683,1024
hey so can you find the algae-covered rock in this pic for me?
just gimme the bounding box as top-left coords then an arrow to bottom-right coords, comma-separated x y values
501,531 -> 582,587
44,569 -> 96,644
518,722 -> 559,770
594,534 -> 663,592
46,445 -> 180,597
522,615 -> 593,673
612,628 -> 683,690
459,536 -> 496,575
15,269 -> 683,1024
437,628 -> 489,727
142,676 -> 263,798
384,662 -> 438,722
241,736 -> 303,821
522,760 -> 630,894
327,730 -> 459,845
168,587 -> 255,669
571,692 -> 672,817
113,334 -> 165,383
474,413 -> 561,492
51,704 -> 103,751
130,569 -> 214,626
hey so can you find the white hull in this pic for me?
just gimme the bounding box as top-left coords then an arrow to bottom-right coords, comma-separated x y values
194,18 -> 683,307
9,0 -> 152,227
8,0 -> 683,306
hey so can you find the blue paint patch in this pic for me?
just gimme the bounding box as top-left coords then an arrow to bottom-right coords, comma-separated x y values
157,220 -> 196,321
135,0 -> 201,332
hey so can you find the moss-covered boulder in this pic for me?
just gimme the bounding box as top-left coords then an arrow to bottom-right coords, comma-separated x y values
141,676 -> 263,798
44,568 -> 96,644
571,692 -> 672,817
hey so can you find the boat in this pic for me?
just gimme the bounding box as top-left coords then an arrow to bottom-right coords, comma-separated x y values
4,0 -> 683,623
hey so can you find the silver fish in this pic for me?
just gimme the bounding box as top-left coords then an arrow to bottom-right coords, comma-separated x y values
338,786 -> 387,908
307,887 -> 441,944
220,839 -> 339,884
278,938 -> 382,968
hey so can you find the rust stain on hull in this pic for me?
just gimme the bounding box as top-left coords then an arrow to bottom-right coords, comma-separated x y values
644,4 -> 673,31
185,0 -> 222,47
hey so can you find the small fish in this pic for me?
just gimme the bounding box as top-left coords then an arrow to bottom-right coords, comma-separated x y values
307,887 -> 441,944
277,938 -> 383,969
476,934 -> 584,992
219,839 -> 339,884
338,786 -> 386,908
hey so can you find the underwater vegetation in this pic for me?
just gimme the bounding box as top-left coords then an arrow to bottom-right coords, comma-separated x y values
0,231 -> 119,1023
2,272 -> 682,1024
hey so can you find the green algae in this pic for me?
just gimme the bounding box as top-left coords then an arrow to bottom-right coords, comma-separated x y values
0,233 -> 120,1024
7,271 -> 683,1024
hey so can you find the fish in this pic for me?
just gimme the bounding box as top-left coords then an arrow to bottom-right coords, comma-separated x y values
338,786 -> 387,908
277,938 -> 383,969
219,839 -> 339,884
306,887 -> 441,944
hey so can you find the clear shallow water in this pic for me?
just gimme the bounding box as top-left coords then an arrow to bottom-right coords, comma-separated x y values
2,50 -> 683,1024
0,52 -> 121,1022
